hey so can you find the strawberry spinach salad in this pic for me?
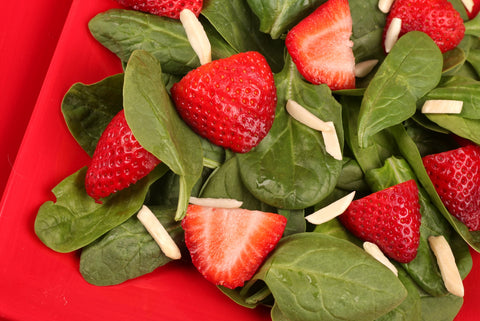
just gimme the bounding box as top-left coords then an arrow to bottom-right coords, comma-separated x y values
33,0 -> 480,320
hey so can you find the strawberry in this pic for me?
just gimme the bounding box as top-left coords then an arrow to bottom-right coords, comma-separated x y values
422,145 -> 480,231
339,180 -> 421,263
383,0 -> 465,53
170,51 -> 277,153
114,0 -> 203,19
465,0 -> 480,19
284,0 -> 355,90
181,204 -> 287,289
85,110 -> 160,201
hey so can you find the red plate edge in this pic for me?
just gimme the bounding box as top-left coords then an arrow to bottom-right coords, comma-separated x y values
0,0 -> 477,320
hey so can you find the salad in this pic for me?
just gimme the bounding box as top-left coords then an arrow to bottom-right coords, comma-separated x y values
32,0 -> 480,320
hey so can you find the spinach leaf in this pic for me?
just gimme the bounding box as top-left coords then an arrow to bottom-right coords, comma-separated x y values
256,233 -> 407,321
464,13 -> 480,37
420,76 -> 480,119
420,293 -> 463,321
237,58 -> 343,209
404,119 -> 458,157
199,156 -> 275,212
350,0 -> 386,40
442,47 -> 467,76
342,95 -> 397,173
277,209 -> 307,236
202,0 -> 285,72
34,165 -> 168,253
79,206 -> 183,286
426,114 -> 480,145
123,50 -> 204,220
245,0 -> 327,39
357,32 -> 443,148
61,73 -> 124,156
336,157 -> 369,192
88,9 -> 236,75
388,125 -> 480,252
376,267 -> 422,321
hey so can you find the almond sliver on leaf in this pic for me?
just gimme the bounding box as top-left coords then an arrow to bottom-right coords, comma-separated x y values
286,99 -> 342,160
306,191 -> 355,224
137,205 -> 182,260
428,235 -> 464,297
180,9 -> 211,65
421,100 -> 463,114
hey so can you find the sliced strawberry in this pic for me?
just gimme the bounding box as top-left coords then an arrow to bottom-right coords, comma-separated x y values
85,110 -> 160,201
285,0 -> 355,90
383,0 -> 465,53
423,145 -> 480,231
171,51 -> 277,153
181,204 -> 287,289
339,180 -> 421,263
114,0 -> 203,19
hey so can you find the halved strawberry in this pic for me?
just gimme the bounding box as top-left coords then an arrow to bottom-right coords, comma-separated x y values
114,0 -> 203,19
171,51 -> 277,153
383,0 -> 465,53
423,145 -> 480,231
181,204 -> 287,289
339,180 -> 421,263
85,110 -> 160,201
285,0 -> 355,90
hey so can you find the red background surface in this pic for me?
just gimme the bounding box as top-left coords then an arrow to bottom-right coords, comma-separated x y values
0,0 -> 478,320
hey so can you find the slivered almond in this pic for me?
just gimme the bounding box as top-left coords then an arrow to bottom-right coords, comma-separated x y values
322,122 -> 342,160
305,191 -> 355,224
355,59 -> 379,78
378,0 -> 395,13
286,100 -> 342,160
421,100 -> 463,114
286,99 -> 332,132
461,0 -> 474,13
189,196 -> 243,208
384,18 -> 402,53
137,205 -> 181,260
180,9 -> 211,65
363,242 -> 399,276
428,235 -> 464,297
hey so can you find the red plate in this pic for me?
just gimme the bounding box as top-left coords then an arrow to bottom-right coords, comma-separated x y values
0,0 -> 478,320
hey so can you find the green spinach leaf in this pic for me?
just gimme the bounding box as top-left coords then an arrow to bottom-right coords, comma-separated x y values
202,0 -> 285,72
200,156 -> 275,212
245,0 -> 327,39
34,165 -> 168,253
238,58 -> 343,209
88,9 -> 236,75
123,50 -> 204,220
357,32 -> 443,147
420,76 -> 480,119
61,73 -> 124,156
256,233 -> 407,321
79,206 -> 183,286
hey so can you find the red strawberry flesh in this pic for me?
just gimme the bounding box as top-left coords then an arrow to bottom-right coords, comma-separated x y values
85,110 -> 160,201
423,145 -> 480,231
115,0 -> 203,19
171,51 -> 277,153
339,180 -> 421,263
182,204 -> 287,289
285,0 -> 355,90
